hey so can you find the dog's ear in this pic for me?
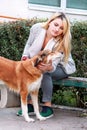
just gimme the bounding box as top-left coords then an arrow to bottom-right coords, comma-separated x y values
38,50 -> 51,57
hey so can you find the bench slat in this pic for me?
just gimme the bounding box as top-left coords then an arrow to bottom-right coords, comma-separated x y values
53,77 -> 87,88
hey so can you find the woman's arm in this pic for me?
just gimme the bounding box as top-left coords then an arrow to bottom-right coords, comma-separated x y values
22,26 -> 35,58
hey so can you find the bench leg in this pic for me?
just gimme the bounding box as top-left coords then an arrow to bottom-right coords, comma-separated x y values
0,85 -> 7,108
76,90 -> 87,108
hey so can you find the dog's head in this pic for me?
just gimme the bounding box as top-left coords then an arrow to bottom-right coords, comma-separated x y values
21,50 -> 51,74
34,50 -> 63,66
34,50 -> 51,66
21,50 -> 63,74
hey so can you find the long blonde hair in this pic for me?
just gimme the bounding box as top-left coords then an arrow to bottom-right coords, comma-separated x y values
42,12 -> 71,62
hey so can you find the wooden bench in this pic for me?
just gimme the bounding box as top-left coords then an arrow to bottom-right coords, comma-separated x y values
53,76 -> 87,107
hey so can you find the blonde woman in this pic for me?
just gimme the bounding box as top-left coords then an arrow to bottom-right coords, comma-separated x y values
17,12 -> 76,118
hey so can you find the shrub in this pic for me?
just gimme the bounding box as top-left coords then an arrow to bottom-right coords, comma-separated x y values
52,88 -> 77,107
71,21 -> 87,77
0,18 -> 46,60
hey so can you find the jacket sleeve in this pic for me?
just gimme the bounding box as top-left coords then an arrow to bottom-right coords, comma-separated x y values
22,26 -> 35,57
49,53 -> 76,74
48,53 -> 64,73
22,23 -> 42,58
60,54 -> 76,74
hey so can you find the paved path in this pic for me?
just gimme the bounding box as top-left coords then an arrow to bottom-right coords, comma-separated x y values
0,107 -> 87,130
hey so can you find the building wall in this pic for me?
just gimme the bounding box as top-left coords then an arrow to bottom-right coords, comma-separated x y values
27,8 -> 87,22
0,0 -> 87,22
0,0 -> 29,22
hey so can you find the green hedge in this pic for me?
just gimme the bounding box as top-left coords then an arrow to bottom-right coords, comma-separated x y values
71,21 -> 87,78
0,19 -> 87,77
0,19 -> 35,60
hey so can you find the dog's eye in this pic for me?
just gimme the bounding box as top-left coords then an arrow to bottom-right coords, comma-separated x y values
41,54 -> 46,57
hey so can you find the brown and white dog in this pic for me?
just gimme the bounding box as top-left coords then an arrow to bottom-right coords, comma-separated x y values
0,50 -> 62,122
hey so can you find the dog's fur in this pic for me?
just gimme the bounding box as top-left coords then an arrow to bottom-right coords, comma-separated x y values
0,50 -> 62,122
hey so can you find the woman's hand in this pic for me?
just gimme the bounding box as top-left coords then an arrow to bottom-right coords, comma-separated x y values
21,56 -> 28,61
37,60 -> 53,72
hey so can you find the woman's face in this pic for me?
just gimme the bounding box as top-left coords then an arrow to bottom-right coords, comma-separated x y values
48,17 -> 64,38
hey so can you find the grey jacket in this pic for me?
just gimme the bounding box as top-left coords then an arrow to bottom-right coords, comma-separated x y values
22,23 -> 76,74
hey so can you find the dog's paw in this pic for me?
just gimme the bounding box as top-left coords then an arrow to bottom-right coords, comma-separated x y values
37,115 -> 46,121
25,117 -> 35,122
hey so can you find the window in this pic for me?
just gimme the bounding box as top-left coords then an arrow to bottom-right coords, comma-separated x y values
29,0 -> 61,7
28,0 -> 87,15
67,0 -> 87,10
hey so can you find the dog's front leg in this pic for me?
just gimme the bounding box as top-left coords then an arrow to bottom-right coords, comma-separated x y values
21,92 -> 35,122
30,90 -> 46,121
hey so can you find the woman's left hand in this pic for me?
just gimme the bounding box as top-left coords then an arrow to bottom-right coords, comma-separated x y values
37,60 -> 53,72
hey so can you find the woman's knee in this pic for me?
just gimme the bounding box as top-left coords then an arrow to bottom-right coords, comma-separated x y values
51,66 -> 68,80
